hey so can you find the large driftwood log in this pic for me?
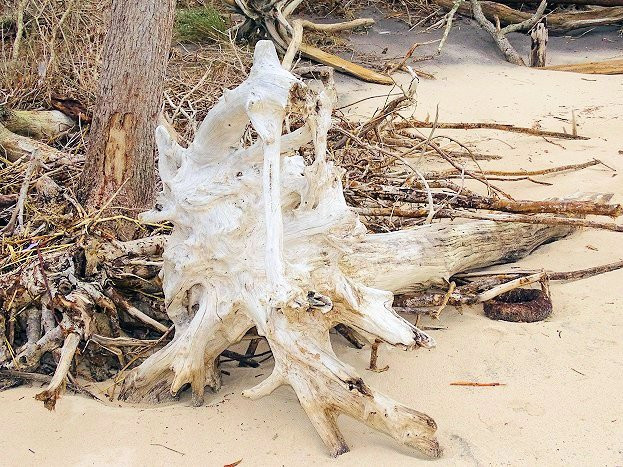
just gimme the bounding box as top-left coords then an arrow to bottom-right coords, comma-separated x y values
434,0 -> 623,32
117,41 -> 581,457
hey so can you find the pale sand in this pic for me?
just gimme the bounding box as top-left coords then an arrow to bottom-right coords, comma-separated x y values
1,18 -> 622,467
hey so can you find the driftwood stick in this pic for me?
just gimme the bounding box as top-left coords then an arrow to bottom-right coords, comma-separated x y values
367,339 -> 389,372
542,59 -> 623,75
396,258 -> 623,309
105,288 -> 169,333
2,155 -> 38,235
388,40 -> 440,75
455,258 -> 623,282
470,0 -> 544,65
299,44 -> 394,85
421,159 -> 604,178
548,260 -> 623,281
437,0 -> 463,54
334,324 -> 366,349
0,368 -> 100,401
397,119 -> 587,139
476,272 -> 545,302
357,207 -> 623,232
430,281 -> 456,318
363,187 -> 622,217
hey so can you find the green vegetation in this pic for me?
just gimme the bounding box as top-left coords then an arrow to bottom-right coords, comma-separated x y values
174,6 -> 227,43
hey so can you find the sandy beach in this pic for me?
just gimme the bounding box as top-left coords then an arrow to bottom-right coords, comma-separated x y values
1,15 -> 622,467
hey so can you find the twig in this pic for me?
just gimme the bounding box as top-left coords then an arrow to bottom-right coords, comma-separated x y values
387,39 -> 440,75
450,381 -> 506,386
430,281 -> 456,318
422,159 -> 606,178
3,154 -> 38,235
149,444 -> 186,456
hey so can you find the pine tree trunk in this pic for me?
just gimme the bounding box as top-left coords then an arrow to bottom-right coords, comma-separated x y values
78,0 -> 176,228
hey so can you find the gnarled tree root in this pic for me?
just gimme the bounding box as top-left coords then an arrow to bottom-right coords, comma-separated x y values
116,41 -> 584,458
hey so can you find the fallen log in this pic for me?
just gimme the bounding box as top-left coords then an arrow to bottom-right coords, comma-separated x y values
0,107 -> 76,141
433,0 -> 623,32
0,122 -> 72,163
542,59 -> 623,74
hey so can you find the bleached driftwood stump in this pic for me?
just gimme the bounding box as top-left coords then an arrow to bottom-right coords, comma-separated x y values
119,41 -> 573,457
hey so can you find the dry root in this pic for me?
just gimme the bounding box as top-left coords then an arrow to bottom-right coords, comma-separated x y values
116,41 -> 584,457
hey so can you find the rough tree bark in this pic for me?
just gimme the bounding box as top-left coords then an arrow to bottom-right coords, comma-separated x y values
118,41 -> 580,458
78,0 -> 176,223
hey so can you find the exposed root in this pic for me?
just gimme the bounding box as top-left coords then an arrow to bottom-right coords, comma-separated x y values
114,41 -> 594,457
35,331 -> 80,410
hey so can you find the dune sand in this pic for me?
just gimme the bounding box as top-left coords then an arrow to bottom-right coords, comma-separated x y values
1,16 -> 622,467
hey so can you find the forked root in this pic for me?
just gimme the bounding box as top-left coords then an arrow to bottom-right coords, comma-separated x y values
119,287 -> 251,405
35,332 -> 80,410
243,308 -> 441,457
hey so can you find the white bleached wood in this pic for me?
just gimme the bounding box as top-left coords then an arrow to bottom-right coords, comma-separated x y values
34,332 -> 80,409
120,40 -> 440,456
120,40 -> 575,457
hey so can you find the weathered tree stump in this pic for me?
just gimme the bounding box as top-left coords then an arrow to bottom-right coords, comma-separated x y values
530,20 -> 548,67
115,40 -> 578,457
